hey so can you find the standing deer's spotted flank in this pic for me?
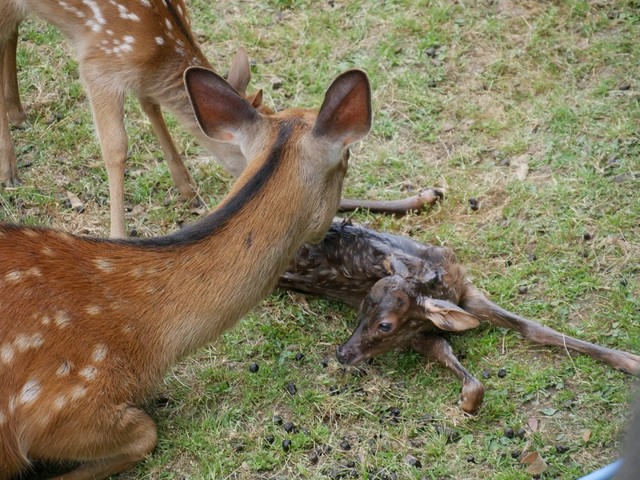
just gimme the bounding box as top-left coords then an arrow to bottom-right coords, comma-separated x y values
0,0 -> 271,238
0,67 -> 372,480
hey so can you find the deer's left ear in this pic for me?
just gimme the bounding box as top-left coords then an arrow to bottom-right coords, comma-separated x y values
312,69 -> 372,147
420,298 -> 480,332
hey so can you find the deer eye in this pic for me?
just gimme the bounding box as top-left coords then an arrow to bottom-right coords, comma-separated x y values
378,322 -> 392,333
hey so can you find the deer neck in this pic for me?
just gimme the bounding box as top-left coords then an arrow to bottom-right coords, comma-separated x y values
131,120 -> 315,367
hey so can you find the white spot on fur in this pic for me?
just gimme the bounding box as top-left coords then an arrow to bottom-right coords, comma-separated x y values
41,315 -> 51,326
121,324 -> 133,334
95,258 -> 114,273
55,311 -> 71,328
53,395 -> 67,411
42,246 -> 54,256
57,361 -> 73,377
155,36 -> 165,45
86,305 -> 102,315
165,18 -> 172,30
140,0 -> 151,6
5,270 -> 22,282
83,0 -> 106,32
14,333 -> 44,352
19,380 -> 41,405
71,385 -> 87,400
80,366 -> 98,381
92,344 -> 108,362
0,344 -> 15,364
27,267 -> 42,277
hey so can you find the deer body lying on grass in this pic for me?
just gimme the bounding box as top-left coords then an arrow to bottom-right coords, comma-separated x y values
0,0 -> 425,237
279,220 -> 640,413
0,67 -> 372,479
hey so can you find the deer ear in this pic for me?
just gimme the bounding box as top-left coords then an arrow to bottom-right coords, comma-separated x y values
420,298 -> 480,332
184,66 -> 260,143
312,69 -> 372,147
226,46 -> 251,96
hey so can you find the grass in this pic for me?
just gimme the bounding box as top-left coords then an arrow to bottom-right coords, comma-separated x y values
2,0 -> 639,478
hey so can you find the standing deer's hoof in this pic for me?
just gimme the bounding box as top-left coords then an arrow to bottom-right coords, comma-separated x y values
0,175 -> 20,188
460,376 -> 485,414
8,108 -> 28,127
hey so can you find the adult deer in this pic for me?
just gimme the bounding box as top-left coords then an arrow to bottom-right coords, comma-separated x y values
280,220 -> 640,413
0,0 -> 428,238
0,67 -> 372,479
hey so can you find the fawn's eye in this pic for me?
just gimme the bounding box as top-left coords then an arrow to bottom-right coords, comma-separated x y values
378,322 -> 392,333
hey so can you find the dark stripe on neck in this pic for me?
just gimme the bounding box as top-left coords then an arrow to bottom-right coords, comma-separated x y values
128,120 -> 296,248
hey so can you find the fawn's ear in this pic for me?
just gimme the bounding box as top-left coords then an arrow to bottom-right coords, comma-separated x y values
313,69 -> 372,147
184,66 -> 260,143
420,298 -> 480,332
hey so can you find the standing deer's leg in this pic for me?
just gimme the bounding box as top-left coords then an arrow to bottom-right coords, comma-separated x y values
84,81 -> 128,238
411,333 -> 485,413
0,28 -> 19,186
138,96 -> 198,203
37,405 -> 157,480
4,25 -> 27,126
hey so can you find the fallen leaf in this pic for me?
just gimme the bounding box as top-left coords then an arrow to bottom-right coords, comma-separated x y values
582,429 -> 592,442
521,451 -> 548,475
540,407 -> 558,416
65,191 -> 84,213
528,416 -> 539,432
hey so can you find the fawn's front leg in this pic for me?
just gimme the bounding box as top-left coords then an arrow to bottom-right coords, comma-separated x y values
138,96 -> 198,204
412,333 -> 485,414
84,79 -> 128,238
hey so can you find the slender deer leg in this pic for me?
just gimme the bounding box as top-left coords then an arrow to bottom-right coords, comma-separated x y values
138,96 -> 198,203
84,81 -> 128,238
41,405 -> 157,480
462,288 -> 640,374
4,25 -> 27,126
339,188 -> 444,215
0,33 -> 19,186
412,333 -> 485,413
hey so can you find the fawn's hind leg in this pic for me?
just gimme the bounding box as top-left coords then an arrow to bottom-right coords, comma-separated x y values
412,333 -> 485,414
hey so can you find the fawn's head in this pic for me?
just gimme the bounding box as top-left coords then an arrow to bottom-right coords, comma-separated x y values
184,67 -> 372,243
336,274 -> 480,366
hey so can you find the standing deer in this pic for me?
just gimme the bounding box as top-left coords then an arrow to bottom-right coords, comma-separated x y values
0,67 -> 372,479
0,0 -> 429,238
0,0 -> 279,238
279,220 -> 640,413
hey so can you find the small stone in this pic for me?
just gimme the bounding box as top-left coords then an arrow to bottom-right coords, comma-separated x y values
233,443 -> 244,452
482,369 -> 491,379
468,198 -> 479,211
583,232 -> 593,240
295,352 -> 305,361
504,427 -> 515,438
498,368 -> 507,378
556,444 -> 569,454
283,422 -> 296,433
511,450 -> 521,459
273,415 -> 283,425
406,456 -> 422,468
248,362 -> 259,373
308,451 -> 319,464
467,455 -> 476,463
321,358 -> 329,368
286,382 -> 297,395
282,439 -> 291,452
515,428 -> 526,439
265,434 -> 275,445
389,407 -> 401,417
340,440 -> 351,451
528,253 -> 537,261
518,285 -> 528,294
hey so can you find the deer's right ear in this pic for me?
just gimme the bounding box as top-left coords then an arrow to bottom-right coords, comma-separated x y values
312,69 -> 372,147
184,66 -> 260,143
